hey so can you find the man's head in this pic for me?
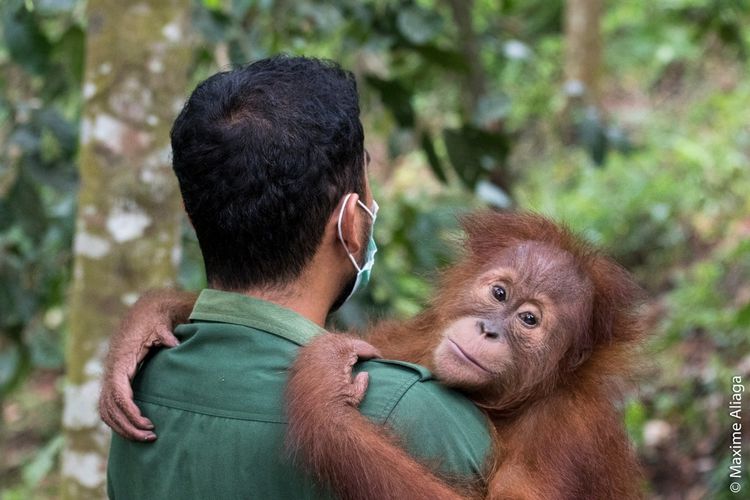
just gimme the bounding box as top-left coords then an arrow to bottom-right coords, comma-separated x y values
170,56 -> 367,294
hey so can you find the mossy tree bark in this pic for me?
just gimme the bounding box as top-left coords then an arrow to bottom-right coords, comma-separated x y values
62,1 -> 191,498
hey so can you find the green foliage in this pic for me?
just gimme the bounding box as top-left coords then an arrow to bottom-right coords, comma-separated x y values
0,0 -> 82,396
22,435 -> 63,488
519,76 -> 750,277
190,0 -> 514,193
624,398 -> 647,447
670,256 -> 747,337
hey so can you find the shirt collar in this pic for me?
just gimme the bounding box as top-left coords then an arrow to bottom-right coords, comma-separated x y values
188,288 -> 326,346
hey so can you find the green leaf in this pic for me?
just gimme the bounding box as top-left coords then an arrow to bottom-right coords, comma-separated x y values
38,108 -> 78,156
405,43 -> 468,72
297,3 -> 343,33
22,435 -> 64,486
193,5 -> 232,43
52,24 -> 85,90
624,399 -> 647,446
202,0 -> 223,12
365,75 -> 415,128
443,125 -> 510,189
420,132 -> 447,184
230,0 -> 254,19
0,340 -> 30,395
476,180 -> 512,208
396,6 -> 443,45
577,106 -> 608,166
473,92 -> 511,128
5,171 -> 48,241
0,342 -> 21,389
735,302 -> 750,327
25,323 -> 63,369
1,2 -> 52,74
34,0 -> 78,15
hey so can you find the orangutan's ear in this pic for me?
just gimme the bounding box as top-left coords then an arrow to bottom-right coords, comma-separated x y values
588,256 -> 647,345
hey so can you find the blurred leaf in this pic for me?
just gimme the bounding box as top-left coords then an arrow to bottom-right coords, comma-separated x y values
443,125 -> 510,188
0,340 -> 29,395
0,341 -> 20,384
1,1 -> 52,74
405,43 -> 468,72
21,435 -> 64,486
25,323 -> 63,369
192,5 -> 232,43
202,0 -> 223,11
420,131 -> 447,184
396,5 -> 443,45
4,173 -> 47,241
38,107 -> 78,156
230,0 -> 254,18
624,399 -> 647,446
577,106 -> 608,166
365,74 -> 415,128
52,24 -> 85,89
9,126 -> 40,154
35,0 -> 78,15
735,302 -> 750,327
475,180 -> 512,208
297,3 -> 343,33
0,252 -> 38,328
473,92 -> 511,128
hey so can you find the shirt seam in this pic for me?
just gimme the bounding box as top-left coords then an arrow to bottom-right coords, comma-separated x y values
379,376 -> 422,424
189,312 -> 317,346
188,289 -> 325,346
135,393 -> 288,424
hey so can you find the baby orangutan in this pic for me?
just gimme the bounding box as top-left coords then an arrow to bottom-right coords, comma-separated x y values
285,212 -> 646,499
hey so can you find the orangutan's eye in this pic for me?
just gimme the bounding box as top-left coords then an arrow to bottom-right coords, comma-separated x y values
491,285 -> 507,302
519,312 -> 538,327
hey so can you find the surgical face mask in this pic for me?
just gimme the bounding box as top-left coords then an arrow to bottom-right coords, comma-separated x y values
336,193 -> 378,305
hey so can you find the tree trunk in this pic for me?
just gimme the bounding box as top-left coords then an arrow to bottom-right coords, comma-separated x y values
445,0 -> 486,120
563,0 -> 603,105
61,1 -> 191,498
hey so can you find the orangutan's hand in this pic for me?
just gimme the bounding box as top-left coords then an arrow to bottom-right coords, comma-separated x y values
98,289 -> 196,441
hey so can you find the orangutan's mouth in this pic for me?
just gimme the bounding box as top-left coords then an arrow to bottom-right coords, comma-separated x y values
447,339 -> 493,374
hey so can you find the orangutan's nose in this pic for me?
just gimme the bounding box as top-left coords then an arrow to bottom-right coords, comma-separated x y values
479,321 -> 500,340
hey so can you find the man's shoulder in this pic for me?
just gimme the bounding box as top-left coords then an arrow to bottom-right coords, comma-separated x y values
353,358 -> 438,421
355,358 -> 492,477
355,358 -> 486,421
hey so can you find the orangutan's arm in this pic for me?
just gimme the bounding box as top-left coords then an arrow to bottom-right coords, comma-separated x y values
285,334 -> 478,500
99,289 -> 196,441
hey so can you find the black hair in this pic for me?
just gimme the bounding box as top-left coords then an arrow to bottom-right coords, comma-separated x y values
170,55 -> 365,290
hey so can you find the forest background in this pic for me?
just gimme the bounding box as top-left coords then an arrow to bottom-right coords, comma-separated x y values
0,0 -> 749,498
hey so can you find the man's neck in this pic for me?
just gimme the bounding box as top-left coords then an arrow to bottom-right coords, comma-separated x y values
238,281 -> 330,327
220,228 -> 348,328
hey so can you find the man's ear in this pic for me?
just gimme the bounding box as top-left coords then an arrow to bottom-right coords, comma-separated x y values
336,193 -> 364,257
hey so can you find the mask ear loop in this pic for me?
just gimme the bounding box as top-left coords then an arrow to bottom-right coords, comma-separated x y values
357,199 -> 376,220
338,193 -> 363,272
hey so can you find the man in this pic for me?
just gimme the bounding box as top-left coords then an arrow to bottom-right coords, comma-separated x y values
104,56 -> 491,499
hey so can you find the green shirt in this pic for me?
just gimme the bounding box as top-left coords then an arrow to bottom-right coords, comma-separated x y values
107,289 -> 491,499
